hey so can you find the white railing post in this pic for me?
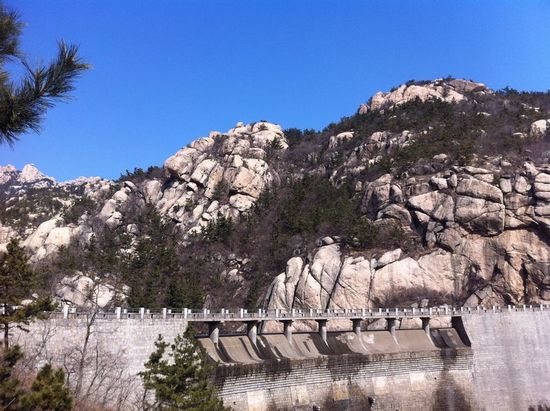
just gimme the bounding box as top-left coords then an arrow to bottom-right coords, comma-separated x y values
63,304 -> 69,319
183,308 -> 188,319
162,308 -> 167,319
139,307 -> 145,319
115,307 -> 121,320
203,308 -> 208,318
240,308 -> 244,318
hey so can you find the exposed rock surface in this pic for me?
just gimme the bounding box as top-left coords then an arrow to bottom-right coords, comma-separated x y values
56,273 -> 129,308
359,79 -> 487,113
3,78 -> 550,315
266,158 -> 550,314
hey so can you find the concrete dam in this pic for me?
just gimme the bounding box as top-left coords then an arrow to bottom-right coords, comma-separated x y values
12,306 -> 550,410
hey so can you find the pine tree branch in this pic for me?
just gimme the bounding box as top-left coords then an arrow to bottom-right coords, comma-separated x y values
0,41 -> 89,145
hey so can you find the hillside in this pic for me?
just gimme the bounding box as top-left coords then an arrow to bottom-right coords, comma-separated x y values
2,78 -> 550,317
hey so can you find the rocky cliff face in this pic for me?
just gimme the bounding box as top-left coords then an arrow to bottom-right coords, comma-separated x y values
266,161 -> 550,313
2,78 -> 550,313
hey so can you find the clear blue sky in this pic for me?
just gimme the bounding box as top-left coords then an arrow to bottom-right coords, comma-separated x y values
1,0 -> 550,181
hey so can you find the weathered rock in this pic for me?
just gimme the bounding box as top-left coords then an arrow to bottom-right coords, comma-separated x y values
190,158 -> 218,186
368,81 -> 467,111
56,273 -> 128,308
407,191 -> 454,222
328,132 -> 354,149
376,248 -> 402,268
377,204 -> 412,225
455,196 -> 504,235
456,177 -> 503,203
514,176 -> 531,194
530,119 -> 549,138
429,176 -> 448,190
229,194 -> 256,212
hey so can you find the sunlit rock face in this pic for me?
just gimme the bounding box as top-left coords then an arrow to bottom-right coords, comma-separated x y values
3,78 -> 550,313
359,78 -> 488,113
265,160 -> 550,319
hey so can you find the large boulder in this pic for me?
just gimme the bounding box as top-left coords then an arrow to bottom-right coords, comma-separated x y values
407,191 -> 454,222
455,195 -> 505,235
530,119 -> 549,139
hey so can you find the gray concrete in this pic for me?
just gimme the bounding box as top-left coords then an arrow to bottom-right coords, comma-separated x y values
8,306 -> 550,410
463,311 -> 550,411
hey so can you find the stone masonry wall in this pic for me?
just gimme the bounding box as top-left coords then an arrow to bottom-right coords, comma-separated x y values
216,350 -> 475,410
10,317 -> 188,407
12,317 -> 188,376
10,311 -> 550,410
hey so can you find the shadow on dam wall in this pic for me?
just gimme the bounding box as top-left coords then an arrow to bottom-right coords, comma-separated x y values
202,318 -> 476,410
432,316 -> 473,411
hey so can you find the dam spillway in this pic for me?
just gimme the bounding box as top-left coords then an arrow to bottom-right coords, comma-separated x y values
197,313 -> 473,410
10,305 -> 550,410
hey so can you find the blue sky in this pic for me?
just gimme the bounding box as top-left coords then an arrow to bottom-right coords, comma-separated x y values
1,0 -> 550,181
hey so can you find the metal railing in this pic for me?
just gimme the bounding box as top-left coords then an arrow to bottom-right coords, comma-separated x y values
46,304 -> 550,321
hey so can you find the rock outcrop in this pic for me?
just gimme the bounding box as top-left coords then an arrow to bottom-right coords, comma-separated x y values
3,78 -> 550,314
359,79 -> 487,113
265,159 -> 550,314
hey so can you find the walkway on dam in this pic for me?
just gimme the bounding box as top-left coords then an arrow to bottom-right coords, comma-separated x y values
53,303 -> 550,321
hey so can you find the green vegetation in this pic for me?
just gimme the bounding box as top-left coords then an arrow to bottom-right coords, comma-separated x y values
211,180 -> 230,203
118,166 -> 164,183
140,331 -> 227,410
0,187 -> 66,233
0,239 -> 54,349
201,216 -> 234,244
1,345 -> 73,410
0,1 -> 88,145
62,196 -> 97,224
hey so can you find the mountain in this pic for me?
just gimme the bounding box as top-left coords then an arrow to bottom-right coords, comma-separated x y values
2,78 -> 550,316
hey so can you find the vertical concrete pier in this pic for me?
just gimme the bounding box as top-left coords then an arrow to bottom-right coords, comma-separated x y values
207,321 -> 221,345
246,321 -> 260,346
387,318 -> 397,338
281,320 -> 293,343
352,318 -> 362,335
421,317 -> 431,335
316,319 -> 328,344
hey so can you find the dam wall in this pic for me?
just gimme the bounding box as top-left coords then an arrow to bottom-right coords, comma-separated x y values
12,317 -> 188,377
8,308 -> 550,410
463,311 -> 550,411
214,345 -> 474,410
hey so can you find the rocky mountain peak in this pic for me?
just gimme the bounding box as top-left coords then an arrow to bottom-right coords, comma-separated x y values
0,164 -> 18,185
358,78 -> 488,114
20,164 -> 55,184
3,79 -> 550,314
0,163 -> 56,190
